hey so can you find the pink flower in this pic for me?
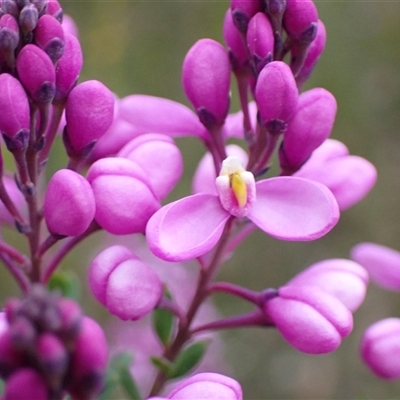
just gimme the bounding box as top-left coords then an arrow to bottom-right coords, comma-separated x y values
288,258 -> 369,312
360,318 -> 400,379
264,285 -> 353,354
351,242 -> 400,291
295,139 -> 377,210
147,372 -> 243,400
146,155 -> 339,261
89,245 -> 163,321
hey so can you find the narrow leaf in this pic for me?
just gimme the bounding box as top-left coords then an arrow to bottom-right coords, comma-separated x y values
153,308 -> 175,347
169,339 -> 210,379
120,366 -> 142,400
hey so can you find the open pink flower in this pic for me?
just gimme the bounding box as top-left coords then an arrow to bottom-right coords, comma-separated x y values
146,155 -> 339,261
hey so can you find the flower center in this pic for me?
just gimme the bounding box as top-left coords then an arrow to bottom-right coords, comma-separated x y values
216,156 -> 256,217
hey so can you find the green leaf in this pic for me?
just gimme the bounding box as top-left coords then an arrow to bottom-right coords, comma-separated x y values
119,365 -> 142,400
48,270 -> 81,299
169,339 -> 210,379
151,356 -> 173,376
98,353 -> 135,400
153,308 -> 175,347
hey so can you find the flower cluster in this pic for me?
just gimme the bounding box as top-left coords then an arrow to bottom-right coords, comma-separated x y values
0,0 -> 381,398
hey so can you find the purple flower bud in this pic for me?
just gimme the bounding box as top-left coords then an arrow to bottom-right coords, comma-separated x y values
86,157 -> 160,234
19,4 -> 39,36
89,245 -> 163,321
16,44 -> 56,104
46,0 -> 63,22
44,169 -> 95,237
2,0 -> 18,18
279,88 -> 337,172
56,298 -> 82,341
165,372 -> 243,400
361,318 -> 400,379
118,134 -> 183,200
223,9 -> 249,71
351,242 -> 400,291
4,368 -> 48,400
296,19 -> 326,87
64,80 -> 114,155
264,285 -> 353,353
35,332 -> 68,384
182,38 -> 231,129
0,14 -> 19,52
0,175 -> 26,225
54,32 -> 83,102
62,15 -> 78,37
34,14 -> 65,63
31,0 -> 47,13
0,330 -> 25,378
230,0 -> 262,33
246,13 -> 274,73
283,0 -> 318,44
288,259 -> 369,312
255,61 -> 298,134
67,317 -> 107,400
0,74 -> 30,141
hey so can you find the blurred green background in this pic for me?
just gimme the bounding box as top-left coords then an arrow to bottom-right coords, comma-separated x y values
3,0 -> 400,398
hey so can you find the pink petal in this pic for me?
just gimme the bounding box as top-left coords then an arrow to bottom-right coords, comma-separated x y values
146,194 -> 230,261
248,177 -> 339,240
351,242 -> 400,291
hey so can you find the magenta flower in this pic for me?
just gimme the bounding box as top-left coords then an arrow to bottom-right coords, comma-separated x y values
148,372 -> 243,400
295,139 -> 377,210
360,318 -> 400,379
44,169 -> 95,237
351,242 -> 400,291
146,155 -> 339,262
264,285 -> 353,354
288,258 -> 369,312
182,38 -> 231,129
279,87 -> 337,173
86,157 -> 160,235
89,245 -> 163,321
4,368 -> 48,400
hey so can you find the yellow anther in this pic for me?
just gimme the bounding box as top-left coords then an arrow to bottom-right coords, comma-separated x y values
230,172 -> 247,208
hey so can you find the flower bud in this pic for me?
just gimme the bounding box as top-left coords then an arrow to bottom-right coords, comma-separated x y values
4,368 -> 48,400
19,4 -> 39,36
2,0 -> 18,18
360,318 -> 400,379
283,0 -> 318,44
279,88 -> 336,173
246,13 -> 274,73
264,285 -> 353,353
255,61 -> 298,134
46,0 -> 63,22
89,245 -> 163,321
16,44 -> 56,104
34,14 -> 65,63
165,372 -> 243,400
351,242 -> 400,291
35,333 -> 68,388
44,169 -> 95,237
87,157 -> 160,234
296,19 -> 326,87
230,0 -> 262,33
54,32 -> 83,102
288,259 -> 369,312
0,175 -> 26,225
0,14 -> 19,53
118,134 -> 183,200
67,317 -> 108,400
0,74 -> 30,151
182,38 -> 231,129
62,14 -> 78,37
223,9 -> 249,71
0,330 -> 25,378
64,80 -> 114,155
55,298 -> 83,341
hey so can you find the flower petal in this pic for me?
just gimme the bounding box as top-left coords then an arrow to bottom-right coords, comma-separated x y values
146,194 -> 230,261
248,177 -> 339,240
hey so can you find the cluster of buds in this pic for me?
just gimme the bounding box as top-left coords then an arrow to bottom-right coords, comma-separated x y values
0,285 -> 107,400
